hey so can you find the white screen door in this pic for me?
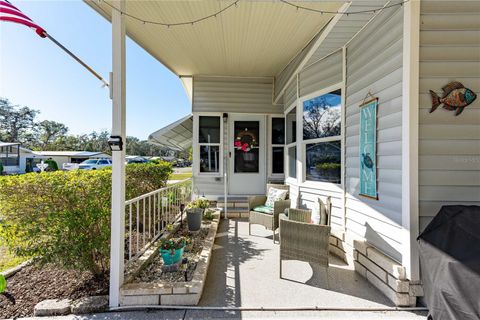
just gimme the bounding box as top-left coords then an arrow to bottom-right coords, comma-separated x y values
228,114 -> 266,195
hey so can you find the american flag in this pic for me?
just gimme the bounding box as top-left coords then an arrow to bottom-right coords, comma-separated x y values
0,0 -> 46,37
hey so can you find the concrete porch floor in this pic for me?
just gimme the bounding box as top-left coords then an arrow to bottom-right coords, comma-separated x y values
20,218 -> 428,320
201,218 -> 402,309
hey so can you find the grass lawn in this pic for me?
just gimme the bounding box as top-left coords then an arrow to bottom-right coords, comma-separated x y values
0,245 -> 27,273
169,172 -> 192,181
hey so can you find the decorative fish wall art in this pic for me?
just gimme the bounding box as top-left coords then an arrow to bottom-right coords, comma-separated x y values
429,81 -> 477,116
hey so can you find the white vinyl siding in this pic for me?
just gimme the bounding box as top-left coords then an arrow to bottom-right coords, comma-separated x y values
284,80 -> 297,112
344,5 -> 404,262
418,1 -> 480,232
193,76 -> 279,114
299,51 -> 343,98
193,176 -> 225,198
305,1 -> 379,67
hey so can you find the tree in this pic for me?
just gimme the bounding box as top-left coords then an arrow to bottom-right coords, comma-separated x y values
37,120 -> 68,149
0,98 -> 38,143
1,97 -> 180,157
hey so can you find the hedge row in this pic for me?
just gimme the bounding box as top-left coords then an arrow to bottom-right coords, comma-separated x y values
0,162 -> 172,275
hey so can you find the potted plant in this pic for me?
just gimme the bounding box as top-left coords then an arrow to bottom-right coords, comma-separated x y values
159,236 -> 188,265
185,198 -> 209,232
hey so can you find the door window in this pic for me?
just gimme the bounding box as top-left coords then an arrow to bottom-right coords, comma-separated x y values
234,121 -> 259,173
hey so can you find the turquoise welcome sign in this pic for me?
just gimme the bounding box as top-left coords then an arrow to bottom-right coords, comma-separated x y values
359,98 -> 378,199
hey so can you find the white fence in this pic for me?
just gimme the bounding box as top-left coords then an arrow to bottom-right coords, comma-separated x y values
124,178 -> 192,261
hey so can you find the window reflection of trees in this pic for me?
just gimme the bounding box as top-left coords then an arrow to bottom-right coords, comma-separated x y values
303,90 -> 341,140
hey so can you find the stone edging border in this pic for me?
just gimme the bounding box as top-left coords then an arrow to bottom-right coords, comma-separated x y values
1,259 -> 32,279
33,295 -> 109,316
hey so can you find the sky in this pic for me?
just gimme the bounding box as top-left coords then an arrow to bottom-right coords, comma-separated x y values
0,0 -> 190,140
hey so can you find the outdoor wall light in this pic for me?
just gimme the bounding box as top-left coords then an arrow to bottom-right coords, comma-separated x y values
108,136 -> 123,152
223,113 -> 228,122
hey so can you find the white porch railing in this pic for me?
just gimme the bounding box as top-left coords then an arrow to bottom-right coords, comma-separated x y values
124,178 -> 192,261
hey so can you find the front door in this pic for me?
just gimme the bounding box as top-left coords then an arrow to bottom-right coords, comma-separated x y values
228,114 -> 266,195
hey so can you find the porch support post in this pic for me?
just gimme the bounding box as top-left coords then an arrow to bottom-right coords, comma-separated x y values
401,0 -> 420,282
109,0 -> 126,308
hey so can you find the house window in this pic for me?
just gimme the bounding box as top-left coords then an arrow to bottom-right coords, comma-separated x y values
303,89 -> 341,140
286,107 -> 296,144
199,145 -> 220,173
199,116 -> 220,143
272,147 -> 284,174
271,117 -> 285,175
302,89 -> 342,183
198,116 -> 221,173
305,141 -> 341,183
0,145 -> 20,166
288,146 -> 296,179
271,118 -> 285,145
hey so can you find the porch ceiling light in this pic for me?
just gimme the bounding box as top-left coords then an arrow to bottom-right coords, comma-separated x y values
108,136 -> 123,152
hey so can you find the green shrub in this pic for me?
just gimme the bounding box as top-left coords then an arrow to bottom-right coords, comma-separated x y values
203,209 -> 215,221
315,162 -> 341,170
124,162 -> 173,199
44,159 -> 58,171
0,170 -> 111,275
0,163 -> 3,175
0,162 -> 172,275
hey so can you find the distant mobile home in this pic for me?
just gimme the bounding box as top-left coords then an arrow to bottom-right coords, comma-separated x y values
32,151 -> 111,170
0,142 -> 46,174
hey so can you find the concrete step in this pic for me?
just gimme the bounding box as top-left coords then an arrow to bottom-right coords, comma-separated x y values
217,202 -> 248,209
216,196 -> 249,202
219,211 -> 250,218
218,207 -> 249,213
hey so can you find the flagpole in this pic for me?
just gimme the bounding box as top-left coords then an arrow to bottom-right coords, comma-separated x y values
43,32 -> 109,87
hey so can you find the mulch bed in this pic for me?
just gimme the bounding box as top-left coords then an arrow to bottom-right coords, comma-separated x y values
0,264 -> 108,319
133,220 -> 211,283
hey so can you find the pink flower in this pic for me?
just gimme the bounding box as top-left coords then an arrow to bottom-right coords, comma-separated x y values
242,143 -> 248,151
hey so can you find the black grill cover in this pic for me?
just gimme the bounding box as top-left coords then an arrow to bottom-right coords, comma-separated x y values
418,205 -> 480,320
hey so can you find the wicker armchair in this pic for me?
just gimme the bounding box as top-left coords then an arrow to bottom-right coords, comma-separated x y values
248,184 -> 291,243
279,199 -> 332,281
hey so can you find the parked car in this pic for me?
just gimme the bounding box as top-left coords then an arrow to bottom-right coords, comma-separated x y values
126,157 -> 148,164
174,159 -> 190,167
62,163 -> 80,171
78,158 -> 112,170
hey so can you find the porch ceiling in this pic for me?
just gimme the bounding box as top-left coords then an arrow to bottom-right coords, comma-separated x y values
84,0 -> 344,77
